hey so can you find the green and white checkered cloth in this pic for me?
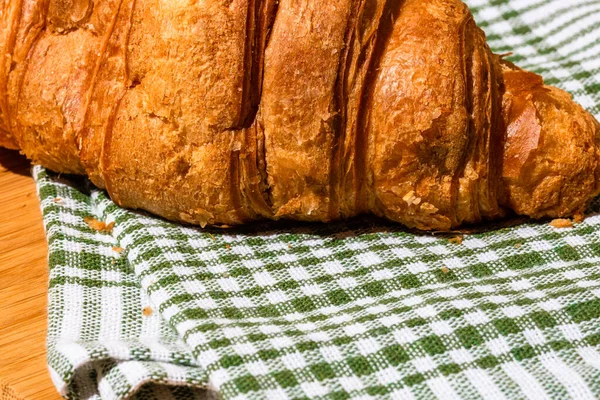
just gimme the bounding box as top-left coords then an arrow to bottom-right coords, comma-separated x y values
35,0 -> 600,398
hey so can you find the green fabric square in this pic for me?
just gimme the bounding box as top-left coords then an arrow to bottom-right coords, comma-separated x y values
221,354 -> 244,368
512,345 -> 537,361
434,268 -> 458,282
439,363 -> 462,376
403,373 -> 425,387
398,274 -> 422,289
504,253 -> 544,270
555,246 -> 581,261
363,281 -> 386,297
476,355 -> 499,369
406,317 -> 427,328
419,335 -> 447,356
566,299 -> 600,323
327,289 -> 352,306
530,311 -> 557,329
469,263 -> 493,277
257,305 -> 280,318
586,333 -> 600,346
366,386 -> 389,396
222,307 -> 244,319
297,341 -> 319,352
258,349 -> 279,361
329,391 -> 350,400
382,344 -> 410,366
247,333 -> 268,342
272,371 -> 298,389
549,340 -> 572,352
347,356 -> 374,377
234,375 -> 261,393
493,318 -> 521,335
310,362 -> 336,381
332,336 -> 353,347
456,326 -> 484,349
292,296 -> 317,313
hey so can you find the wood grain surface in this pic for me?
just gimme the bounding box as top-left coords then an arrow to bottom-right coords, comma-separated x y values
0,148 -> 61,399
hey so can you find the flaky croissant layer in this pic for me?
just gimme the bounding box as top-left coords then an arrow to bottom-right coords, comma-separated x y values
1,0 -> 599,230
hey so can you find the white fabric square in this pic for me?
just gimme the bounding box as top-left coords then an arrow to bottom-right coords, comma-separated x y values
344,323 -> 367,336
449,348 -> 474,364
377,367 -> 402,385
282,352 -> 307,369
486,337 -> 511,356
320,346 -> 344,363
393,328 -> 418,345
301,382 -> 329,397
391,247 -> 415,259
233,342 -> 257,356
289,267 -> 311,281
523,329 -> 546,346
323,261 -> 345,275
253,271 -> 276,287
431,320 -> 454,336
339,377 -> 364,392
356,252 -> 383,267
412,356 -> 436,373
356,338 -> 381,355
405,262 -> 429,274
415,305 -> 437,318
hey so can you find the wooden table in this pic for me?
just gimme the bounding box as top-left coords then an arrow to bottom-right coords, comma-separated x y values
0,148 -> 61,399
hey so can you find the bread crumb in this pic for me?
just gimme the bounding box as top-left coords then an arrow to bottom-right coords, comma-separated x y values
104,221 -> 115,233
441,267 -> 450,274
53,197 -> 63,203
209,233 -> 216,241
287,243 -> 292,249
514,243 -> 522,248
225,244 -> 231,250
550,219 -> 573,229
84,217 -> 105,231
84,217 -> 115,233
449,235 -> 463,244
142,306 -> 153,317
112,246 -> 124,253
573,213 -> 585,224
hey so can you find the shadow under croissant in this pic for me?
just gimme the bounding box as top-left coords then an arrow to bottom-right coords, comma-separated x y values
42,169 -> 600,241
0,148 -> 32,177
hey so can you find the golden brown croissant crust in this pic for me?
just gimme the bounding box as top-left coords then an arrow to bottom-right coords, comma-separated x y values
1,0 -> 599,230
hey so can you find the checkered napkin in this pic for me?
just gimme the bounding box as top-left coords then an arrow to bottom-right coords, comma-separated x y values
35,0 -> 600,398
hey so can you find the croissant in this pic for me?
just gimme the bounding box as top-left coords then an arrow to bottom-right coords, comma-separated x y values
2,0 -> 599,231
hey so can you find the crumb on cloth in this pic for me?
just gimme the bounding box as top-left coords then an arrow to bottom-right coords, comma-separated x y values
142,307 -> 153,317
84,216 -> 115,233
550,218 -> 573,229
112,246 -> 124,253
449,235 -> 463,244
573,213 -> 585,224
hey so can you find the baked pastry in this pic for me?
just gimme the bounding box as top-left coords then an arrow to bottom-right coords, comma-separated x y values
2,0 -> 599,230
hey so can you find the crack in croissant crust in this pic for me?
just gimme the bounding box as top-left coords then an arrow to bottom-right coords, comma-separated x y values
1,0 -> 599,230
